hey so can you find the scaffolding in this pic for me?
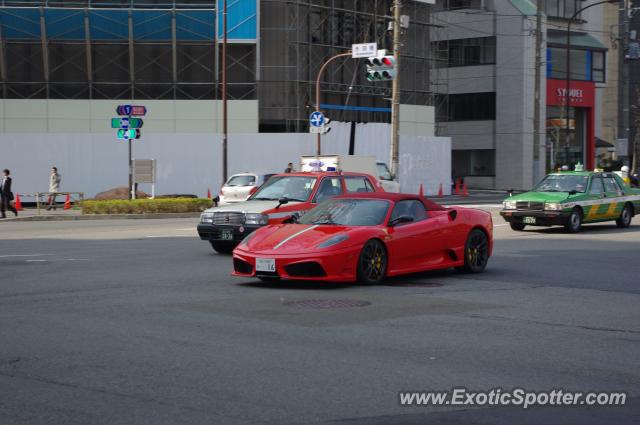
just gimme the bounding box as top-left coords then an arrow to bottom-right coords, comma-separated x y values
259,0 -> 434,132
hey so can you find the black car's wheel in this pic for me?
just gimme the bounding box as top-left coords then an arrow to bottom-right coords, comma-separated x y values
510,222 -> 526,231
456,229 -> 489,274
210,241 -> 235,254
357,239 -> 387,285
564,208 -> 582,233
616,204 -> 633,228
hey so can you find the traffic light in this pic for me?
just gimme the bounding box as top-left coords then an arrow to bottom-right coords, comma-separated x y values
366,55 -> 396,81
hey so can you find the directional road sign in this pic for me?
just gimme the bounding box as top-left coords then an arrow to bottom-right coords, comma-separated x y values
116,105 -> 147,116
111,117 -> 144,129
310,111 -> 325,127
117,129 -> 141,140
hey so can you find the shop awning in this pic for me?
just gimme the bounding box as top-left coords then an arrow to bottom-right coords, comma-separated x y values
547,31 -> 608,50
596,137 -> 614,148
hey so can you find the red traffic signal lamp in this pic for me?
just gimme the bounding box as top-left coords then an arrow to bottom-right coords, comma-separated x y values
366,55 -> 396,81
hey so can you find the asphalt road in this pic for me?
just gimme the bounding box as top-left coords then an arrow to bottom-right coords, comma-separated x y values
1,215 -> 639,425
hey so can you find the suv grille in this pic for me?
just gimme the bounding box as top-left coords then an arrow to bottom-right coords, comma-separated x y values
516,201 -> 544,211
212,212 -> 244,225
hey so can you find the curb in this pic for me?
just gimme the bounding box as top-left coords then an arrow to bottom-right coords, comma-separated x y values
3,212 -> 202,222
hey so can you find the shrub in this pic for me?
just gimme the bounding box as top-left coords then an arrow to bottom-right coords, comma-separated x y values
81,198 -> 213,215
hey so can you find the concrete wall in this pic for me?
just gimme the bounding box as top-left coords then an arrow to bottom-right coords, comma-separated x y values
0,99 -> 258,134
0,128 -> 451,199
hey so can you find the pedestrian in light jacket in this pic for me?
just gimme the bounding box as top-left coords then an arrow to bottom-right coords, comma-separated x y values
1,169 -> 18,218
47,166 -> 61,210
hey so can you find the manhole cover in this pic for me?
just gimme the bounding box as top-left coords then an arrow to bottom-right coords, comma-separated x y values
284,299 -> 372,309
392,282 -> 444,288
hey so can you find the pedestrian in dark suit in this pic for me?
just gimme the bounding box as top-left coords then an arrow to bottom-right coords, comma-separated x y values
1,169 -> 18,218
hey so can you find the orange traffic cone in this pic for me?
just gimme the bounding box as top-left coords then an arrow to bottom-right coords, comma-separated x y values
207,188 -> 212,199
64,193 -> 72,210
462,182 -> 469,197
438,183 -> 443,198
418,183 -> 424,197
14,193 -> 24,211
454,177 -> 461,195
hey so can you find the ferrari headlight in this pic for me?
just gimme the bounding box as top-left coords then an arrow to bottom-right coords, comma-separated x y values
503,200 -> 517,210
239,231 -> 257,247
244,213 -> 269,225
317,234 -> 349,248
200,212 -> 214,223
544,202 -> 563,211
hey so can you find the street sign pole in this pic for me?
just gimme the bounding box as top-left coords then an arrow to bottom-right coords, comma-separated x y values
114,104 -> 146,200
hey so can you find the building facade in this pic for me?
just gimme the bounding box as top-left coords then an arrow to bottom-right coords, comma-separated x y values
432,0 -> 619,190
0,0 -> 450,197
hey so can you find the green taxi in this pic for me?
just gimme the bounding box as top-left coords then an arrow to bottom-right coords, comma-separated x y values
500,171 -> 640,232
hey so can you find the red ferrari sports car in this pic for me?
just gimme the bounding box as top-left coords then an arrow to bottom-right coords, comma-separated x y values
232,192 -> 493,284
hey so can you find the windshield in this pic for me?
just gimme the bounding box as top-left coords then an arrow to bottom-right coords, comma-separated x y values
377,163 -> 392,181
249,176 -> 317,202
299,199 -> 390,226
226,175 -> 256,187
534,174 -> 589,193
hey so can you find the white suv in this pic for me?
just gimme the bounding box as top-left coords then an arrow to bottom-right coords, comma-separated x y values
219,173 -> 274,205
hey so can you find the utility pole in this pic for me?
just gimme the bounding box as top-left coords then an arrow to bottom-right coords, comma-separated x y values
221,0 -> 229,182
533,0 -> 544,181
619,0 -> 632,167
390,0 -> 402,178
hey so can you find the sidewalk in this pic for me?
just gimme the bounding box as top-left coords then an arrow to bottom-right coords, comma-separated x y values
1,208 -> 200,222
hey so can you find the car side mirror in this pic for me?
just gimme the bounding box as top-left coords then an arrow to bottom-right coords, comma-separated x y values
448,209 -> 457,221
276,197 -> 289,209
390,215 -> 414,227
213,195 -> 220,205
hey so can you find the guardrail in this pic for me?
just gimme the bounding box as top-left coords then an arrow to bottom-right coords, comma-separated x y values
17,192 -> 85,215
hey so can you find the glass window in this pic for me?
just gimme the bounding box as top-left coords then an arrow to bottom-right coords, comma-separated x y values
592,51 -> 605,83
534,174 -> 590,193
444,92 -> 496,121
313,177 -> 343,203
345,177 -> 374,193
452,149 -> 496,177
377,163 -> 393,181
442,37 -> 496,67
589,177 -> 604,195
226,175 -> 256,187
390,200 -> 427,223
250,176 -> 317,202
603,177 -> 621,193
300,199 -> 390,226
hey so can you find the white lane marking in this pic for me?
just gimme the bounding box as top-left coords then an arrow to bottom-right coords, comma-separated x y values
25,259 -> 48,262
145,235 -> 195,238
0,254 -> 50,258
274,225 -> 319,250
63,259 -> 89,261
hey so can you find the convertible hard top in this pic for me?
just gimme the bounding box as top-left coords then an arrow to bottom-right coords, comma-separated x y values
334,192 -> 445,211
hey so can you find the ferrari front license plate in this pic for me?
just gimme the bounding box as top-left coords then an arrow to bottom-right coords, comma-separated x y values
220,229 -> 234,240
523,216 -> 536,224
256,258 -> 276,273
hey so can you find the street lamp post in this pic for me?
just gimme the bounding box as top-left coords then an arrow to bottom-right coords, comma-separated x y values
314,51 -> 352,156
563,0 -> 619,169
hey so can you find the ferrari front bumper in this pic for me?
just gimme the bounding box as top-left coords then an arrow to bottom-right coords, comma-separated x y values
232,245 -> 361,282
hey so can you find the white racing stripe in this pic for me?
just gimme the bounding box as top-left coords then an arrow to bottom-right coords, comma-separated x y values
274,225 -> 319,250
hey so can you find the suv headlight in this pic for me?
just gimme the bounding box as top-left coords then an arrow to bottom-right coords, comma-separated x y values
503,200 -> 517,210
244,213 -> 268,225
544,202 -> 563,211
201,212 -> 214,223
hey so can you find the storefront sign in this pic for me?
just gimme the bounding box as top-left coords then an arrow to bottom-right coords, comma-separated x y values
546,79 -> 595,107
